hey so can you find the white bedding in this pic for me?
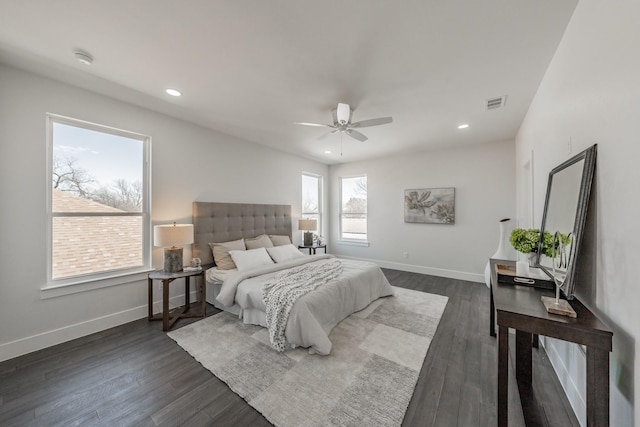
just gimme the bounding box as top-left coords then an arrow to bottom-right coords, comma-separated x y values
206,255 -> 394,355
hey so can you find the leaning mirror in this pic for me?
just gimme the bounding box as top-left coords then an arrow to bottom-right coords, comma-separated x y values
537,144 -> 597,299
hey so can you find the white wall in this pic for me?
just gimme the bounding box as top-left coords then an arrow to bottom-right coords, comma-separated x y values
516,0 -> 639,425
328,140 -> 516,282
0,64 -> 328,361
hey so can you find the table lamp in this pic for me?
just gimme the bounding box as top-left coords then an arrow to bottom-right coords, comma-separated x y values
154,222 -> 194,273
298,218 -> 317,246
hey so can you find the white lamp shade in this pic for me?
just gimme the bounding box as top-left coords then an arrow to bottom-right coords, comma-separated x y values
154,224 -> 194,247
298,219 -> 318,232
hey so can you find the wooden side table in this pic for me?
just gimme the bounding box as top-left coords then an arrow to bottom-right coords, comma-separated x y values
298,243 -> 327,255
148,269 -> 206,331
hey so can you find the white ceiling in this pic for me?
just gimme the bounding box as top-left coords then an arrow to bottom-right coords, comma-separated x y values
0,0 -> 577,165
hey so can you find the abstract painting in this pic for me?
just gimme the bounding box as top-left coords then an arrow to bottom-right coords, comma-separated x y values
404,188 -> 455,224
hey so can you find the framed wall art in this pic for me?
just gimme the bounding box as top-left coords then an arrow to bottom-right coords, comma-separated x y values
404,187 -> 455,224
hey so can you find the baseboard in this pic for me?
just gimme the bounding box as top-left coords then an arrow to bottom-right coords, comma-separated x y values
540,337 -> 586,426
0,291 -> 198,363
335,255 -> 484,283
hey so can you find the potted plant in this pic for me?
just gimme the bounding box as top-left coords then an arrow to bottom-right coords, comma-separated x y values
509,228 -> 570,264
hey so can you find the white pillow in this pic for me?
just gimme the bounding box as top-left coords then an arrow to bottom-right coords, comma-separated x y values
229,247 -> 274,271
266,244 -> 306,263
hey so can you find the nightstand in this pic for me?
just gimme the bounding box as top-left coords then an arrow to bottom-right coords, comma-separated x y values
298,243 -> 327,255
148,268 -> 206,331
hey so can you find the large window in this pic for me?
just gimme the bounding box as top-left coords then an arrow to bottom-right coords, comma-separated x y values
340,175 -> 367,241
47,114 -> 150,285
302,172 -> 322,236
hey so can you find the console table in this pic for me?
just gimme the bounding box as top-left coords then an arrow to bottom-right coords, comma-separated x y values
490,259 -> 612,426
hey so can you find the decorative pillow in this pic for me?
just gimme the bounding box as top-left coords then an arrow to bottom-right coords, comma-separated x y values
209,239 -> 245,270
229,247 -> 274,271
245,234 -> 274,250
266,244 -> 306,263
269,234 -> 291,246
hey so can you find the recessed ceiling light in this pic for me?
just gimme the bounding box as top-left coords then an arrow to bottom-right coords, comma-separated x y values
324,150 -> 332,154
166,88 -> 182,97
458,124 -> 469,129
74,50 -> 93,65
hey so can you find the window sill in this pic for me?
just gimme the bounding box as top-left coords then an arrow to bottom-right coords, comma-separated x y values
337,239 -> 370,247
41,269 -> 153,299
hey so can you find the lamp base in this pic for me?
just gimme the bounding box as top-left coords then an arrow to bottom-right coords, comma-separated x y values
164,247 -> 183,273
303,231 -> 313,246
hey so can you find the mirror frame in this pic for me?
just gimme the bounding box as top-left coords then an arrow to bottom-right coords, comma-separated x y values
537,144 -> 597,299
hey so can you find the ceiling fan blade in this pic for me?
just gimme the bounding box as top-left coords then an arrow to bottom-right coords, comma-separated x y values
294,121 -> 334,128
350,117 -> 393,128
317,129 -> 339,140
346,129 -> 368,142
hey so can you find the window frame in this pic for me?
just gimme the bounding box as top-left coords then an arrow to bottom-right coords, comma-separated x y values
301,172 -> 323,236
338,174 -> 369,245
44,113 -> 152,294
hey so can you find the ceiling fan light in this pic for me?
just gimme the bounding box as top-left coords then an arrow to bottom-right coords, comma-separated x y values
336,103 -> 351,125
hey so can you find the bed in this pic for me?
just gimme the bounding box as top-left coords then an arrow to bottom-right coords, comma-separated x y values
192,201 -> 394,355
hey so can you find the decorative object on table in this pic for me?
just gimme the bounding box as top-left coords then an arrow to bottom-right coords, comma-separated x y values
537,144 -> 597,300
190,257 -> 201,268
484,218 -> 512,288
516,259 -> 530,276
541,231 -> 576,317
509,228 -> 565,266
495,263 -> 554,291
153,222 -> 194,273
298,218 -> 317,246
404,188 -> 455,224
541,296 -> 576,317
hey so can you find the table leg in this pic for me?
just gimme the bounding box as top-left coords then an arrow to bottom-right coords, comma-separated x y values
184,276 -> 190,309
162,279 -> 170,331
199,274 -> 206,316
516,330 -> 533,387
148,277 -> 153,320
490,284 -> 496,337
586,347 -> 610,426
498,325 -> 509,427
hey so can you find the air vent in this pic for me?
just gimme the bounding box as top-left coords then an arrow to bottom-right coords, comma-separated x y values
486,95 -> 507,110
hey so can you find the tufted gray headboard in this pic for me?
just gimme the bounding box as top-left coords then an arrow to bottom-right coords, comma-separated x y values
192,202 -> 292,266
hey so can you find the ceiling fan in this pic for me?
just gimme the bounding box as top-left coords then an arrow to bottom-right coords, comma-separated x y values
295,103 -> 393,142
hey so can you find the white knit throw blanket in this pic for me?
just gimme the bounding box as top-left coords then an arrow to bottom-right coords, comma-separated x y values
263,259 -> 343,352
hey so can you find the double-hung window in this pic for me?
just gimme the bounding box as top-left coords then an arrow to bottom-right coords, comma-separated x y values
47,114 -> 151,287
302,172 -> 322,236
339,175 -> 367,241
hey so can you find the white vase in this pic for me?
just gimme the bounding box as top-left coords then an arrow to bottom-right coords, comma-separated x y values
484,218 -> 512,287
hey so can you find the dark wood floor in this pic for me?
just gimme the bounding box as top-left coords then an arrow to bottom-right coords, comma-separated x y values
0,269 -> 580,426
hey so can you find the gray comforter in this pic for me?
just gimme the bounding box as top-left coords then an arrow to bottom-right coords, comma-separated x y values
216,255 -> 394,355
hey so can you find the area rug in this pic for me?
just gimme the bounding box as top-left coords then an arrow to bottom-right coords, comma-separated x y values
168,286 -> 448,427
